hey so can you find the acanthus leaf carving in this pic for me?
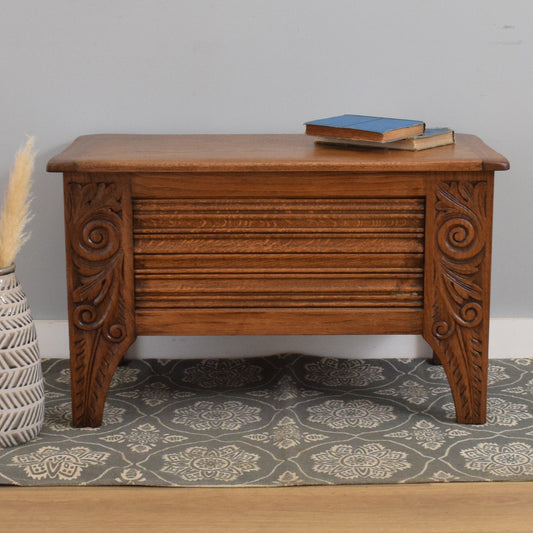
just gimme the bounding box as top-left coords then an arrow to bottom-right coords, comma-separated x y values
68,182 -> 126,342
426,179 -> 492,423
432,181 -> 487,337
65,178 -> 135,426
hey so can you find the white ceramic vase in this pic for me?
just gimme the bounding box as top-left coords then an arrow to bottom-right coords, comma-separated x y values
0,264 -> 44,447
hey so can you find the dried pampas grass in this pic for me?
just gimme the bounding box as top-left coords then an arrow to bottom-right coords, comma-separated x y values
0,137 -> 36,268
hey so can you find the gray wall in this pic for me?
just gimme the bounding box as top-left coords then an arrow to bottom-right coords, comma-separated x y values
0,0 -> 531,321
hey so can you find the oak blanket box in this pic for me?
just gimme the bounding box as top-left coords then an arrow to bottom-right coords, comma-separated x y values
47,134 -> 509,427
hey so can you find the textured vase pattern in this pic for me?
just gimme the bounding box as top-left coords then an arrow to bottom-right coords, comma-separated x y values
0,266 -> 44,447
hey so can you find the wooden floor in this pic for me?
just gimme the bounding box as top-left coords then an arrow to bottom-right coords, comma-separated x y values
1,482 -> 532,532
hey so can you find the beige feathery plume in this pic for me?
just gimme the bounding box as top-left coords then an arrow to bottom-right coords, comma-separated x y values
0,137 -> 36,268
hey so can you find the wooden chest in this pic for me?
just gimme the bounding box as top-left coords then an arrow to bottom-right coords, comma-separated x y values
47,134 -> 509,427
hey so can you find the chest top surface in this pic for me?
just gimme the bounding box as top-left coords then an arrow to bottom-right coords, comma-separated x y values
47,133 -> 509,174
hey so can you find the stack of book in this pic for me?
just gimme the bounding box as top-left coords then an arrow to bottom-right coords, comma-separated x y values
304,114 -> 454,151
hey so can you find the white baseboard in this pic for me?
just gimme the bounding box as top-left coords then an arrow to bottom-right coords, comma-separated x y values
35,318 -> 533,360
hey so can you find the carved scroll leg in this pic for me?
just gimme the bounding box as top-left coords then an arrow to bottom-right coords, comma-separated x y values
69,328 -> 136,427
64,174 -> 136,427
423,176 -> 494,424
424,327 -> 488,424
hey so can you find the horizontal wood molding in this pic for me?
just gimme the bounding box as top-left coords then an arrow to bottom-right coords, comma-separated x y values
134,234 -> 423,254
131,172 -> 428,198
135,276 -> 423,309
133,198 -> 425,233
135,308 -> 424,335
134,252 -> 424,273
133,196 -> 424,312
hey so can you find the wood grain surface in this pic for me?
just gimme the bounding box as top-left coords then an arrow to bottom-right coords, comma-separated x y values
47,133 -> 509,173
1,483 -> 529,533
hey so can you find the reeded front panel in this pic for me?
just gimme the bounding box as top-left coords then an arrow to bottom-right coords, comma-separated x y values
133,197 -> 424,311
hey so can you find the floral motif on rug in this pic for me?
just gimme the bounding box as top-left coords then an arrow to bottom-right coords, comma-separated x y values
1,356 -> 533,486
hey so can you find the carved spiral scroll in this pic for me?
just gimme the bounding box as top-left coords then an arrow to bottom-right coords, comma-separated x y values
105,323 -> 127,343
437,217 -> 483,260
67,182 -> 128,337
74,303 -> 104,331
432,320 -> 455,340
458,302 -> 483,328
76,216 -> 121,261
436,182 -> 486,261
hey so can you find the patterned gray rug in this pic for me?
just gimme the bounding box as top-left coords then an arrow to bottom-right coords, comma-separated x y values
1,355 -> 533,486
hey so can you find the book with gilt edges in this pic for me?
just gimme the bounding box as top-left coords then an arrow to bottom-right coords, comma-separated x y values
315,128 -> 455,151
305,114 -> 425,143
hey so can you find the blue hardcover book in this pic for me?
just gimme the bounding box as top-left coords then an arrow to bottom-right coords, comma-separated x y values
305,114 -> 425,142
